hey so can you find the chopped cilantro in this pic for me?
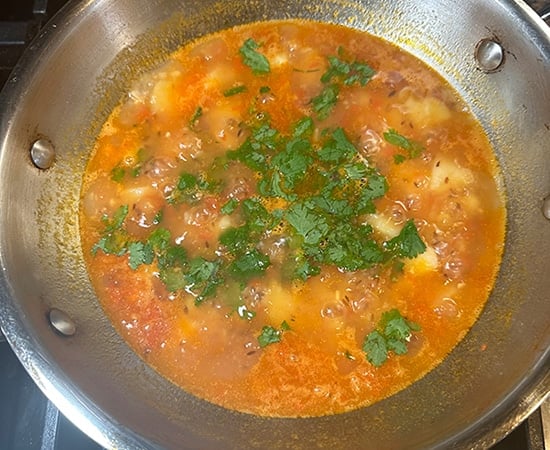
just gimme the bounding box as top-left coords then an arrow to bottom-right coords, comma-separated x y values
177,173 -> 198,190
105,205 -> 128,233
223,84 -> 247,97
362,309 -> 420,367
393,154 -> 407,165
220,226 -> 252,255
258,325 -> 282,348
310,49 -> 376,120
311,195 -> 353,217
259,85 -> 271,94
384,219 -> 426,259
363,331 -> 388,366
147,228 -> 171,253
92,233 -> 128,257
228,249 -> 270,283
285,202 -> 329,246
257,321 -> 290,348
281,320 -> 291,331
185,257 -> 222,305
384,129 -> 424,161
189,106 -> 203,128
228,122 -> 279,173
92,52 -> 425,310
252,122 -> 279,150
318,127 -> 356,162
221,198 -> 239,215
127,242 -> 154,270
152,210 -> 163,225
110,166 -> 125,183
228,140 -> 267,172
343,161 -> 369,180
159,268 -> 186,292
293,258 -> 321,280
158,246 -> 188,271
167,172 -> 221,204
271,138 -> 312,189
311,84 -> 339,120
321,51 -> 376,86
292,117 -> 314,138
91,205 -> 129,256
241,197 -> 275,232
258,170 -> 296,201
239,38 -> 270,75
356,173 -> 388,214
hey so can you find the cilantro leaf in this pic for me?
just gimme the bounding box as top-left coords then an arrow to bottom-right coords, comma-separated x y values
257,321 -> 291,348
227,122 -> 279,172
228,140 -> 267,172
315,223 -> 384,271
228,249 -> 270,283
285,202 -> 329,246
271,138 -> 312,189
344,162 -> 369,180
91,233 -> 128,256
321,53 -> 376,86
310,195 -> 353,217
159,246 -> 188,270
362,309 -> 420,367
91,205 -> 129,256
356,172 -> 388,214
382,308 -> 421,339
105,205 -> 128,233
177,173 -> 198,190
311,84 -> 339,120
239,38 -> 270,75
281,320 -> 291,331
185,257 -> 222,305
111,166 -> 125,183
189,106 -> 203,128
258,170 -> 296,201
127,242 -> 154,270
147,228 -> 171,252
362,330 -> 388,367
220,226 -> 252,255
292,117 -> 314,138
318,127 -> 356,162
252,123 -> 279,150
241,197 -> 275,232
293,257 -> 321,281
159,268 -> 187,292
384,129 -> 424,161
393,154 -> 407,164
257,325 -> 281,348
385,219 -> 426,259
223,84 -> 247,97
221,198 -> 239,215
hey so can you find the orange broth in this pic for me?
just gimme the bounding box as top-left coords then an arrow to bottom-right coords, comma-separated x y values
80,20 -> 505,417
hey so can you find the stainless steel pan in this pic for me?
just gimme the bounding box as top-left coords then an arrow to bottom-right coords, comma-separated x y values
0,0 -> 549,448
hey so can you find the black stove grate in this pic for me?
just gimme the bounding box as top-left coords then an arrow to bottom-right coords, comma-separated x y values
0,1 -> 547,449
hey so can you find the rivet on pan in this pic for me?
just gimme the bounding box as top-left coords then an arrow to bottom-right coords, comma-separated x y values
542,196 -> 550,220
30,138 -> 55,169
475,38 -> 505,73
48,308 -> 76,337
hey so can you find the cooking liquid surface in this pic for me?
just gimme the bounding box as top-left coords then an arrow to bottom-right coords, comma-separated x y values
80,20 -> 505,417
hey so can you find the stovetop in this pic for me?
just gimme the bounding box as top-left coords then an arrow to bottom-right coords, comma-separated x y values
0,1 -> 548,449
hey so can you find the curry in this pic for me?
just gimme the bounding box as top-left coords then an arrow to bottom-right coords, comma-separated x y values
80,20 -> 505,417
